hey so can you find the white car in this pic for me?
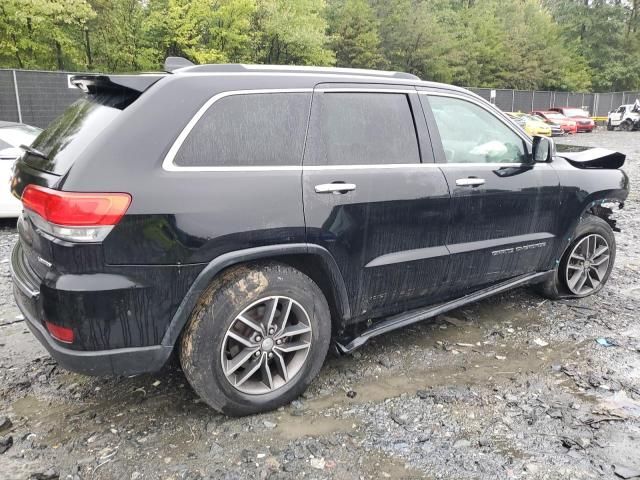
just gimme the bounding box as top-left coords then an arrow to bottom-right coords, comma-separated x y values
0,121 -> 42,217
607,100 -> 640,131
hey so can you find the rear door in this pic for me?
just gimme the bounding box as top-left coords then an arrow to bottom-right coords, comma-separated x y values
420,91 -> 561,292
610,106 -> 624,125
302,84 -> 451,323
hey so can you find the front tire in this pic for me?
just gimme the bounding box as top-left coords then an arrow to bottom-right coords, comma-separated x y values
538,215 -> 616,299
180,262 -> 331,416
621,119 -> 634,132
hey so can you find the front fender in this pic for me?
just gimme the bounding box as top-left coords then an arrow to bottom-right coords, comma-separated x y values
551,158 -> 629,263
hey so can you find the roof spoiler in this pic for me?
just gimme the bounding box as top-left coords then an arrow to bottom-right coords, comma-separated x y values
164,56 -> 195,72
69,74 -> 165,95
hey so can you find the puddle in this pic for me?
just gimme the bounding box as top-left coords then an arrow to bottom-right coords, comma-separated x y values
309,341 -> 583,410
273,414 -> 355,440
597,391 -> 640,418
370,453 -> 429,480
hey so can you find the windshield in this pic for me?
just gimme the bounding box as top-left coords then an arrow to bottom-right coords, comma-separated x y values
25,92 -> 132,174
562,108 -> 589,117
0,125 -> 42,148
544,113 -> 565,120
525,114 -> 545,123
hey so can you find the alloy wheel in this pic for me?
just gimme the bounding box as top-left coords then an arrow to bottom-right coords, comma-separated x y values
221,296 -> 312,395
564,234 -> 610,295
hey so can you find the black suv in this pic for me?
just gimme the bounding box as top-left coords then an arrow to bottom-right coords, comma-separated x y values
11,60 -> 629,415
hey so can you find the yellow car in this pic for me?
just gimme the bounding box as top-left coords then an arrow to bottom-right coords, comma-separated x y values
506,112 -> 552,137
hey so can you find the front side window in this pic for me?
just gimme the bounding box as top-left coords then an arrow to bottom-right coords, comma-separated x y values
305,92 -> 420,166
427,95 -> 527,164
175,92 -> 311,167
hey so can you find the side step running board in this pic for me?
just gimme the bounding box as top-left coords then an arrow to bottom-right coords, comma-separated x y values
335,271 -> 551,353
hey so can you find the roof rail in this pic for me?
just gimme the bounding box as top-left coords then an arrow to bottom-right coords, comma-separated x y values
173,62 -> 420,80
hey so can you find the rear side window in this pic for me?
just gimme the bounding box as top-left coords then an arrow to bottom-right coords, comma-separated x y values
305,92 -> 420,166
174,93 -> 311,167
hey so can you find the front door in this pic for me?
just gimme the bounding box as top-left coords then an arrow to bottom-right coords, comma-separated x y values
302,84 -> 451,323
420,92 -> 561,293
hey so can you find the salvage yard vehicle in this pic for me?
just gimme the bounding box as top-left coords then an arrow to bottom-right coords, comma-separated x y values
0,121 -> 42,218
10,59 -> 629,416
531,110 -> 578,134
607,101 -> 640,131
505,112 -> 552,137
550,107 -> 595,132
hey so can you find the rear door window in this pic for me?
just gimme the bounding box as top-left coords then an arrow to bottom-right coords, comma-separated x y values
305,92 -> 420,166
174,92 -> 311,167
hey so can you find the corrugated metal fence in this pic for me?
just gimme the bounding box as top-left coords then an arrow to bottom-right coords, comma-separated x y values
0,69 -> 83,128
1,68 -> 640,128
468,88 -> 640,118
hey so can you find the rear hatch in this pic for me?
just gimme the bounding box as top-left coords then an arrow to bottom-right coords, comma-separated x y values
12,74 -> 163,279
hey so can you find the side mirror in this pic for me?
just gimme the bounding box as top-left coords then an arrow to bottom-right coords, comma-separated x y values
532,136 -> 555,163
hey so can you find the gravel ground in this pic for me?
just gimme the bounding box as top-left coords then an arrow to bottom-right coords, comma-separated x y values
0,130 -> 639,480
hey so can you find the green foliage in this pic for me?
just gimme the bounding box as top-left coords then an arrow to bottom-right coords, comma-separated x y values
545,0 -> 640,91
0,0 -> 638,91
327,0 -> 386,69
0,0 -> 95,70
251,0 -> 334,65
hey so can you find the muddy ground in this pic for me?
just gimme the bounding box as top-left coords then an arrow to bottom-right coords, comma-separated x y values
1,130 -> 639,480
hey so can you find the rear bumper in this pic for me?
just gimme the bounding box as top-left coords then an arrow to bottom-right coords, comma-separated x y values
10,243 -> 172,376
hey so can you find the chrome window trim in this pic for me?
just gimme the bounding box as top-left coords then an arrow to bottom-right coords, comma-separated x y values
419,91 -> 533,148
163,87 -> 542,173
162,88 -> 313,172
164,87 -> 421,172
163,162 -> 550,173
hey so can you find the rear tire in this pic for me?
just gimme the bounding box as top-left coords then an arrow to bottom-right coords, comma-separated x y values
180,262 -> 331,416
538,215 -> 616,299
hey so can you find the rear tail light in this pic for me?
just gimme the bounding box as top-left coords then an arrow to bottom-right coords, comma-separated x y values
21,185 -> 131,242
44,320 -> 74,344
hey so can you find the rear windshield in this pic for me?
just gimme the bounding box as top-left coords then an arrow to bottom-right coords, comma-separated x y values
24,92 -> 133,174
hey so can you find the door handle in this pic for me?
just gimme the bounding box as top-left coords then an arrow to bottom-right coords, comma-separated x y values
314,183 -> 357,194
455,178 -> 485,187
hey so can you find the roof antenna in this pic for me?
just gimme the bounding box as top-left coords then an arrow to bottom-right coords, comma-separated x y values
164,56 -> 195,73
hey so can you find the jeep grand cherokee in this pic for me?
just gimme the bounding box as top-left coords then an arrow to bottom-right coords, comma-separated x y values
10,59 -> 629,415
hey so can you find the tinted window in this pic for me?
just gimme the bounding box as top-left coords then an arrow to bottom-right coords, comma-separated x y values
427,96 -> 527,164
175,93 -> 311,167
306,92 -> 420,166
26,92 -> 133,174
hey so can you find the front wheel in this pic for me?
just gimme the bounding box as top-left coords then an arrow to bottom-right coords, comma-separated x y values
606,120 -> 614,131
538,215 -> 616,299
621,120 -> 634,132
180,262 -> 331,416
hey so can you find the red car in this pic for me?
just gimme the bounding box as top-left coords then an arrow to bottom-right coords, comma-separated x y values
531,110 -> 578,134
550,107 -> 595,133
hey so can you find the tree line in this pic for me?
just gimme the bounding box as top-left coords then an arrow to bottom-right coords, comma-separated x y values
1,0 -> 639,92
